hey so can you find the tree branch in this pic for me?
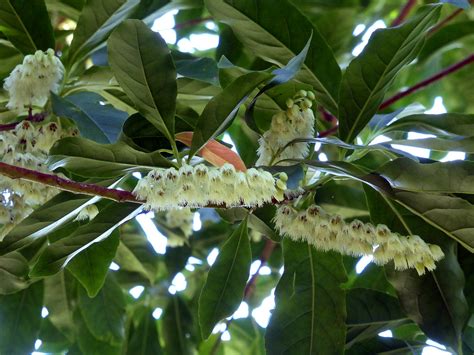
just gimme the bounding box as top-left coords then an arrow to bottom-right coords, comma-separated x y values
0,162 -> 142,203
379,53 -> 474,110
391,0 -> 417,27
174,16 -> 213,30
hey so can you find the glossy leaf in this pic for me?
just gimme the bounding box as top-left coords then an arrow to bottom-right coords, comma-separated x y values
114,229 -> 158,283
440,0 -> 471,9
163,296 -> 194,355
51,92 -> 129,144
0,192 -> 96,256
67,0 -> 140,66
176,131 -> 247,171
190,71 -> 271,156
125,307 -> 162,355
67,230 -> 120,297
206,0 -> 341,114
379,158 -> 474,194
364,186 -> 470,351
383,113 -> 474,137
78,274 -> 126,346
30,202 -> 140,277
346,288 -> 405,326
419,21 -> 474,62
0,282 -> 43,354
48,136 -> 173,178
0,0 -> 54,54
389,136 -> 474,153
0,252 -> 30,295
395,191 -> 474,251
43,272 -> 75,341
266,239 -> 347,355
108,19 -> 177,142
338,5 -> 441,142
199,219 -> 251,339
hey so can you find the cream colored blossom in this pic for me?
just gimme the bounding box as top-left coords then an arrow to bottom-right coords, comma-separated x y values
4,49 -> 64,111
257,90 -> 315,166
0,120 -> 77,233
133,164 -> 284,211
165,208 -> 194,247
274,204 -> 444,275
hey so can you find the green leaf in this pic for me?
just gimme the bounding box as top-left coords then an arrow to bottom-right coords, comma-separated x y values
114,228 -> 158,283
125,307 -> 162,355
226,318 -> 265,355
198,219 -> 251,339
51,92 -> 129,144
0,42 -> 22,80
383,113 -> 474,137
388,136 -> 474,154
338,5 -> 441,142
206,0 -> 341,114
346,337 -> 426,355
364,186 -> 470,351
67,0 -> 140,66
0,191 -> 95,256
30,202 -> 140,277
78,273 -> 126,346
163,296 -> 194,355
175,57 -> 219,85
108,19 -> 177,142
0,252 -> 30,295
190,71 -> 271,156
0,282 -> 43,354
394,191 -> 474,251
67,230 -> 120,297
75,306 -> 122,354
48,136 -> 173,178
419,21 -> 474,62
266,239 -> 347,355
43,272 -> 75,341
0,0 -> 55,54
346,288 -> 405,326
379,158 -> 474,194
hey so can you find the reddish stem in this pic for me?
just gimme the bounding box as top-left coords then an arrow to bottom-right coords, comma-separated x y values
318,125 -> 339,138
174,16 -> 213,30
391,0 -> 417,27
380,53 -> 474,110
0,162 -> 142,203
0,112 -> 47,132
244,239 -> 276,298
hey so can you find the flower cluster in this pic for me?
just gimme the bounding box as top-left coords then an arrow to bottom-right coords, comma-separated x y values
133,163 -> 286,211
165,208 -> 194,247
4,49 -> 64,111
274,204 -> 444,275
0,120 -> 78,231
256,90 -> 315,166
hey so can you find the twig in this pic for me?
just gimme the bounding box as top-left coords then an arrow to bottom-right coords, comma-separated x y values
174,16 -> 213,30
0,162 -> 142,203
391,0 -> 417,27
379,53 -> 474,110
0,112 -> 47,132
318,125 -> 339,138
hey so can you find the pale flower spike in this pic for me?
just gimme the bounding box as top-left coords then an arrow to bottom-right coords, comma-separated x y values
0,120 -> 78,232
165,208 -> 194,247
133,164 -> 286,211
3,49 -> 64,111
257,90 -> 315,166
274,204 -> 444,275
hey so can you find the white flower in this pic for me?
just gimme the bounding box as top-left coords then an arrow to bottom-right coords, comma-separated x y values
133,164 -> 280,211
257,91 -> 315,166
274,204 -> 444,275
165,208 -> 194,247
4,49 -> 64,111
0,119 -> 76,232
